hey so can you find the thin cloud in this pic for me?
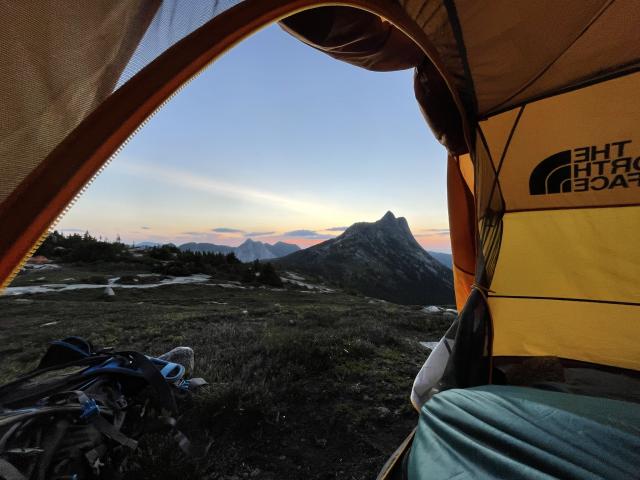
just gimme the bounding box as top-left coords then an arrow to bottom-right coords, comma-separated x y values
325,226 -> 348,232
245,231 -> 275,237
182,231 -> 209,236
213,227 -> 244,234
60,228 -> 85,233
141,226 -> 151,230
284,229 -> 334,239
116,161 -> 332,215
418,228 -> 450,237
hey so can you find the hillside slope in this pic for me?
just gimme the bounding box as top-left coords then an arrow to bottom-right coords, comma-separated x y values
276,212 -> 454,305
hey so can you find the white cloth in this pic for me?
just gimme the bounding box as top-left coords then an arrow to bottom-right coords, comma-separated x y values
410,336 -> 452,410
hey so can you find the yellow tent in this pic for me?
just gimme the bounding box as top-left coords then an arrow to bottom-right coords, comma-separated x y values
0,1 -> 638,476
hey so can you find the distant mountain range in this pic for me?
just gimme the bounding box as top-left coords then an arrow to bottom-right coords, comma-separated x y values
275,211 -> 454,305
179,239 -> 300,262
135,241 -> 162,248
427,251 -> 452,269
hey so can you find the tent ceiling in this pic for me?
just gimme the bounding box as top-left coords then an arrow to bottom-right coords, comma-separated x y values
455,0 -> 640,116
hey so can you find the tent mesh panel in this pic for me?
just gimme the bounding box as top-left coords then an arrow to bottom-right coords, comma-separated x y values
474,130 -> 504,285
0,0 -> 241,206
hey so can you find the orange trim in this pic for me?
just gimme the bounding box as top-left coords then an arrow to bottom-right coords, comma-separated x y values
452,266 -> 474,311
0,0 -> 473,288
447,154 -> 477,309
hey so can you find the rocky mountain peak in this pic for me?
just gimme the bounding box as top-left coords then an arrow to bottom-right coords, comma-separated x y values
276,212 -> 454,305
341,211 -> 414,243
380,210 -> 396,222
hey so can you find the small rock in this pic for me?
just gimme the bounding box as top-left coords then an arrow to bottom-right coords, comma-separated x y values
250,469 -> 261,478
422,305 -> 442,314
159,346 -> 195,375
375,406 -> 390,419
103,286 -> 115,298
288,319 -> 296,326
348,383 -> 362,393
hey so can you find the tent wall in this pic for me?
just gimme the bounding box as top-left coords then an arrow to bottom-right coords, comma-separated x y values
479,72 -> 640,370
0,1 -> 159,206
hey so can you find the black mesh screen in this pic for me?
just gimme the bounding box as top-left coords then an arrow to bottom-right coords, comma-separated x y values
474,128 -> 505,285
439,289 -> 492,388
116,1 -> 241,88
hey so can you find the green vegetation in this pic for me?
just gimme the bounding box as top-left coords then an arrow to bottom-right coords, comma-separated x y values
36,230 -> 131,263
2,232 -> 452,478
34,231 -> 283,288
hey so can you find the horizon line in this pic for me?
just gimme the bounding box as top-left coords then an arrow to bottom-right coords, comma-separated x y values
53,228 -> 453,254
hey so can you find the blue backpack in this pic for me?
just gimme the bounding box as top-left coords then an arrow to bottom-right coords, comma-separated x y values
0,337 -> 206,480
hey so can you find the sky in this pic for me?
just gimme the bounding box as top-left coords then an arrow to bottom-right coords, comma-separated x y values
57,24 -> 451,252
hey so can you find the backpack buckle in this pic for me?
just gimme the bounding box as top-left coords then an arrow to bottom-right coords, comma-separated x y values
80,397 -> 100,420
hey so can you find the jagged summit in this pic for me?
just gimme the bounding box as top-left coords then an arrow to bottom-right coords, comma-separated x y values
333,212 -> 422,253
180,239 -> 299,262
378,211 -> 413,237
276,212 -> 454,305
380,210 -> 396,221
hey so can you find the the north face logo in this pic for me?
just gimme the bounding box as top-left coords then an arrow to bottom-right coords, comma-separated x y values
529,140 -> 640,195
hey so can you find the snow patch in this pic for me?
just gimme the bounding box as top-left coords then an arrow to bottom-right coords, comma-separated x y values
281,277 -> 334,293
22,263 -> 61,271
283,272 -> 305,281
2,274 -> 212,296
422,306 -> 457,316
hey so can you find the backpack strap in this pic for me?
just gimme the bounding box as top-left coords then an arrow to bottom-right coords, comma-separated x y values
36,419 -> 69,480
124,352 -> 178,413
75,392 -> 137,450
0,458 -> 26,480
36,336 -> 95,370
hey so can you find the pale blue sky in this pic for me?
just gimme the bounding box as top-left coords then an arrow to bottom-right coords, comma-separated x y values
58,24 -> 451,251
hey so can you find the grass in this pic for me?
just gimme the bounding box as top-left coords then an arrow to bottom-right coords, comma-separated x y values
0,265 -> 451,479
